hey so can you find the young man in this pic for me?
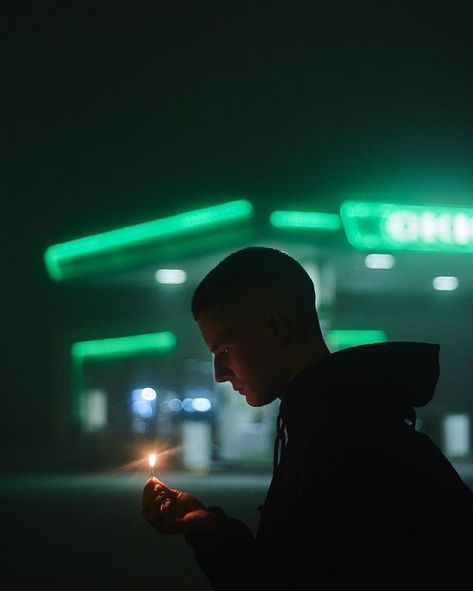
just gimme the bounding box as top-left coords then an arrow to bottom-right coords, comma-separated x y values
143,246 -> 473,588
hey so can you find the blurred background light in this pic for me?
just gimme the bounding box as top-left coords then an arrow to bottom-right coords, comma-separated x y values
364,253 -> 395,269
182,398 -> 194,412
325,329 -> 388,351
140,387 -> 157,401
270,210 -> 341,231
83,389 -> 107,432
168,398 -> 182,412
44,199 -> 254,281
72,331 -> 176,361
443,414 -> 471,457
433,276 -> 459,291
71,333 -> 174,423
192,398 -> 212,412
341,201 -> 473,252
132,400 -> 154,418
155,269 -> 187,284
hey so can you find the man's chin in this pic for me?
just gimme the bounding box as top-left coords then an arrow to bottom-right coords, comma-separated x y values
244,392 -> 276,407
241,391 -> 258,407
246,397 -> 260,407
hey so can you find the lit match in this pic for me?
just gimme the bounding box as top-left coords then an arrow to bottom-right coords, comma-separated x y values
148,453 -> 157,478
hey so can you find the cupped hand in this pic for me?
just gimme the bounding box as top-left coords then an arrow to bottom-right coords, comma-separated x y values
142,477 -> 219,534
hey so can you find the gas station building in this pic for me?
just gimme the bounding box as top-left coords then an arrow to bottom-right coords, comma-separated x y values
44,197 -> 473,470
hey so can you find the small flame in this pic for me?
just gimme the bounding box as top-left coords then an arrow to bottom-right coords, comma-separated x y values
148,453 -> 157,468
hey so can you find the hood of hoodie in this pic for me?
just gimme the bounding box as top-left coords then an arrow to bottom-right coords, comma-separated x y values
280,342 -> 440,430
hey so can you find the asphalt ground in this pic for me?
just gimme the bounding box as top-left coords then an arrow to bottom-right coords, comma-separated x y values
1,460 -> 472,590
0,469 -> 270,591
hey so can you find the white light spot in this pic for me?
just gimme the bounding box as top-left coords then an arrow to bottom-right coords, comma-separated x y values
192,398 -> 212,412
155,269 -> 187,284
141,387 -> 157,401
432,276 -> 459,291
364,254 -> 395,269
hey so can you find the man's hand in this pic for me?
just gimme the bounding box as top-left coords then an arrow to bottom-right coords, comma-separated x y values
142,477 -> 219,534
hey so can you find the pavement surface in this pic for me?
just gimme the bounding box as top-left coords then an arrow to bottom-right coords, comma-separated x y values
1,459 -> 472,590
0,468 -> 270,590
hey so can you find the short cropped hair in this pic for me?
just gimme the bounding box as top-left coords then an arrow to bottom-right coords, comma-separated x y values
191,246 -> 317,322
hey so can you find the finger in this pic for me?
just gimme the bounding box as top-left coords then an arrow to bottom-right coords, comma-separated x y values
156,490 -> 167,502
159,497 -> 173,524
160,497 -> 172,512
143,492 -> 168,525
152,481 -> 178,500
144,476 -> 167,492
148,490 -> 173,515
143,491 -> 163,520
143,477 -> 160,502
143,477 -> 171,504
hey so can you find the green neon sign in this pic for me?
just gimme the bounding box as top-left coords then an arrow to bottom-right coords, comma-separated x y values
71,331 -> 176,421
45,199 -> 254,280
326,330 -> 387,351
340,201 -> 473,252
270,210 -> 341,231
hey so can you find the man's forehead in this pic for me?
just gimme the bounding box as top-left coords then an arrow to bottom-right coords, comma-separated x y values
199,293 -> 263,322
197,296 -> 262,343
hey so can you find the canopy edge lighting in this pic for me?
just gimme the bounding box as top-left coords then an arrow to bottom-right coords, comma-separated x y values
72,331 -> 176,361
45,199 -> 254,280
270,210 -> 341,231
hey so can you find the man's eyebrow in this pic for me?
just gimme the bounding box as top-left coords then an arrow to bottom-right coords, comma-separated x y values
210,340 -> 226,354
208,340 -> 218,354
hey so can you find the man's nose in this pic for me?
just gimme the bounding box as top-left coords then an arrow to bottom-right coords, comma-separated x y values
214,357 -> 233,383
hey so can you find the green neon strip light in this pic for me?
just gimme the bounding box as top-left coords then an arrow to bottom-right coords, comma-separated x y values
72,331 -> 176,361
340,200 -> 473,252
270,210 -> 341,230
326,330 -> 387,350
45,199 -> 254,280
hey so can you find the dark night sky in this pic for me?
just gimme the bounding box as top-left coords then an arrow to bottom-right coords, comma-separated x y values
8,2 -> 473,225
4,1 -> 473,454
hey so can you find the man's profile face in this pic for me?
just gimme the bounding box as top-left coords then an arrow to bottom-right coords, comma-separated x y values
197,295 -> 289,407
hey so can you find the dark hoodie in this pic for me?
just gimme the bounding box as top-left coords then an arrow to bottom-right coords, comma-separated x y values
186,342 -> 473,589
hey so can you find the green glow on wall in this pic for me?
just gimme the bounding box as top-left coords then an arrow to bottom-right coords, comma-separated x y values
71,331 -> 176,422
45,199 -> 254,280
340,200 -> 473,252
326,330 -> 388,351
270,210 -> 341,230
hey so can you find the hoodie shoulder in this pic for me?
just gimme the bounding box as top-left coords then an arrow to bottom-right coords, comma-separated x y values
335,342 -> 440,407
282,342 -> 441,427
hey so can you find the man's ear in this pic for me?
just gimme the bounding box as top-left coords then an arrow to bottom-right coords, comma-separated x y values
264,314 -> 292,346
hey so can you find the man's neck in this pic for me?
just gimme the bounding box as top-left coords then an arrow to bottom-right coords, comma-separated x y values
286,341 -> 331,386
